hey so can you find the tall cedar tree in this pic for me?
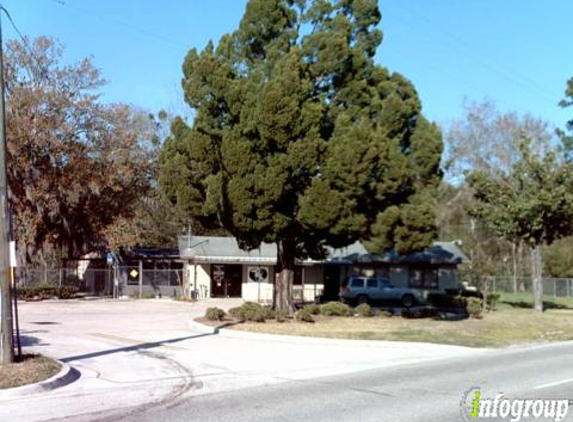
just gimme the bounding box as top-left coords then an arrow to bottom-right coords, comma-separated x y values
6,37 -> 155,264
468,139 -> 573,312
160,0 -> 442,313
560,77 -> 573,160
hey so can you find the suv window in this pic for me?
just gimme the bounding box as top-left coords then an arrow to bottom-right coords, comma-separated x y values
350,278 -> 364,288
366,278 -> 378,289
378,278 -> 392,287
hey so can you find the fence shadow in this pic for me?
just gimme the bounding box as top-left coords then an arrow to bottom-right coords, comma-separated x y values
501,300 -> 573,310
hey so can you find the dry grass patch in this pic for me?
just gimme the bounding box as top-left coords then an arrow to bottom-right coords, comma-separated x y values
230,307 -> 573,348
0,354 -> 61,389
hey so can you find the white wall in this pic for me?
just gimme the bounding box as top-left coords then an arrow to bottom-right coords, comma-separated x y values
242,265 -> 274,303
239,265 -> 325,303
188,263 -> 211,299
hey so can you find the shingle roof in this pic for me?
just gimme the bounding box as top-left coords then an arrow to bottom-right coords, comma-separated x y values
178,236 -> 469,265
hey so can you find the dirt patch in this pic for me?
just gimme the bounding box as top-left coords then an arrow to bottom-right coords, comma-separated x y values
0,354 -> 61,389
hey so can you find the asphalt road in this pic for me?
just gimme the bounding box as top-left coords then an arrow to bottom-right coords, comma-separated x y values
5,301 -> 573,422
116,341 -> 573,422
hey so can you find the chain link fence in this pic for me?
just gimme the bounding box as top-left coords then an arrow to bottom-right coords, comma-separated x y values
465,275 -> 573,299
17,266 -> 184,297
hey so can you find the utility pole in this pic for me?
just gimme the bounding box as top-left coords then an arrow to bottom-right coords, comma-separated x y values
0,6 -> 14,365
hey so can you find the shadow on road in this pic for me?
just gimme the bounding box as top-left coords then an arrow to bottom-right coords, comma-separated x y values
60,332 -> 217,363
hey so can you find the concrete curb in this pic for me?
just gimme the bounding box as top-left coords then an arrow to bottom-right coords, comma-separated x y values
188,318 -> 483,351
0,360 -> 79,399
188,319 -> 218,335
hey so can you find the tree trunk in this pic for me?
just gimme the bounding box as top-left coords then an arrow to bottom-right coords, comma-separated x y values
274,240 -> 295,316
531,244 -> 543,312
511,242 -> 517,293
517,241 -> 525,292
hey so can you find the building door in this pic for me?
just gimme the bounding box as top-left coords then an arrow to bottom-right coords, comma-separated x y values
323,265 -> 341,301
211,264 -> 242,298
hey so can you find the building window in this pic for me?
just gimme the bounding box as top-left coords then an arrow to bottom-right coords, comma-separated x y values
350,278 -> 364,288
409,268 -> 439,290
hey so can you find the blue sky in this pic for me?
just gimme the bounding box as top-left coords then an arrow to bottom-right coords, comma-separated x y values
5,0 -> 572,130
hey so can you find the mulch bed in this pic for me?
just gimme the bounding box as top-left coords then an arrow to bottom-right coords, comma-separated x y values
0,354 -> 61,389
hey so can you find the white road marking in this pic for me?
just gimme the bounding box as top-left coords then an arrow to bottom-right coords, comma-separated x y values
535,378 -> 573,390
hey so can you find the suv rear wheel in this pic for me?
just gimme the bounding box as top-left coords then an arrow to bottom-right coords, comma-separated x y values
401,294 -> 415,308
356,294 -> 369,305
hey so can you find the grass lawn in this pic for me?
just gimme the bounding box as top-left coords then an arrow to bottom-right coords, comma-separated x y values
228,295 -> 573,348
0,354 -> 61,389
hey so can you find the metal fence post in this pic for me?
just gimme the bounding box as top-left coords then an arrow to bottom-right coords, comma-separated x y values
138,260 -> 143,299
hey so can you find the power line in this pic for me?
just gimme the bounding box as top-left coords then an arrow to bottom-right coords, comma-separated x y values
1,6 -> 50,80
389,3 -> 559,109
45,0 -> 189,48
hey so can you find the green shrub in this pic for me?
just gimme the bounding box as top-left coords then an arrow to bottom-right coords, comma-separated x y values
427,293 -> 468,309
485,293 -> 500,311
375,309 -> 393,318
59,286 -> 78,299
17,285 -> 78,300
303,304 -> 321,315
296,308 -> 314,323
205,307 -> 226,321
228,306 -> 243,319
274,309 -> 288,322
355,303 -> 372,317
400,308 -> 419,319
467,297 -> 483,319
401,308 -> 440,319
320,301 -> 352,317
263,306 -> 276,320
228,302 -> 268,322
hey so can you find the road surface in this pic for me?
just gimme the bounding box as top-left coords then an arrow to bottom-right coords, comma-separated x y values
2,300 -> 572,422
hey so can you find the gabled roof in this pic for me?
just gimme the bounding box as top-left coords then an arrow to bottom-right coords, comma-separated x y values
326,241 -> 469,265
178,236 -> 469,265
178,236 -> 277,264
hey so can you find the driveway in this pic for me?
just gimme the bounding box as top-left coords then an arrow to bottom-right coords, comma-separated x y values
2,299 -> 485,422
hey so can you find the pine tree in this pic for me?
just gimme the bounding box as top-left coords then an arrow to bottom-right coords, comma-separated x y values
160,0 -> 443,313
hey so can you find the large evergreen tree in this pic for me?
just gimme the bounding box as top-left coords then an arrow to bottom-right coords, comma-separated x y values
160,0 -> 443,312
560,77 -> 573,160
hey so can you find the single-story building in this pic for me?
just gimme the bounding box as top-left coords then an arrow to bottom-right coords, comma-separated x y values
178,236 -> 469,304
